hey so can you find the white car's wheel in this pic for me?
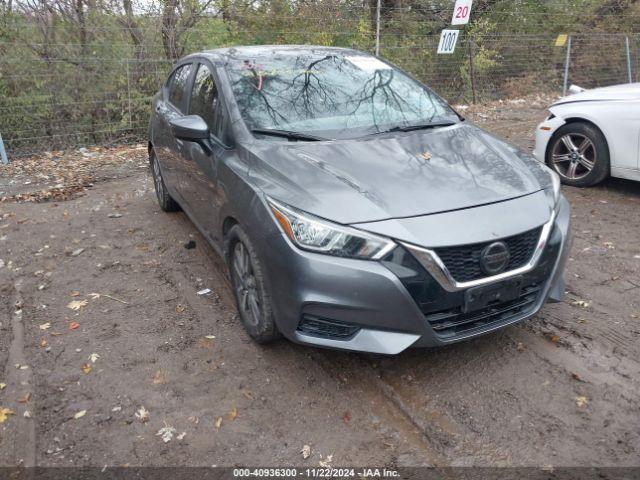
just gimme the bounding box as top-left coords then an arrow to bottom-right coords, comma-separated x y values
546,122 -> 610,187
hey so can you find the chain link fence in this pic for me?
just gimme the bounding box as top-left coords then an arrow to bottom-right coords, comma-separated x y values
0,9 -> 638,155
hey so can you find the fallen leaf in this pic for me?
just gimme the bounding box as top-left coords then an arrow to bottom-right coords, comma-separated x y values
67,300 -> 88,311
342,412 -> 350,424
0,408 -> 15,423
81,363 -> 92,374
69,322 -> 80,330
152,370 -> 166,385
175,304 -> 186,313
135,406 -> 150,423
215,416 -> 223,429
73,410 -> 87,419
550,335 -> 559,344
319,454 -> 333,468
575,396 -> 588,407
516,342 -> 526,351
40,338 -> 48,348
228,406 -> 238,421
177,431 -> 186,441
39,322 -> 51,330
18,393 -> 31,403
70,291 -> 81,297
571,299 -> 590,308
301,444 -> 311,459
571,372 -> 583,382
156,425 -> 175,443
0,383 -> 5,390
88,353 -> 100,363
23,410 -> 32,418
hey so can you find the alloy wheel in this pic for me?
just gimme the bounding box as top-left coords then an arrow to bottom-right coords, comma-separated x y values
232,242 -> 261,327
550,133 -> 596,181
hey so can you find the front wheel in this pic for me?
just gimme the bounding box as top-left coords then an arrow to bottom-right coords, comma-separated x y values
546,122 -> 609,187
225,225 -> 280,344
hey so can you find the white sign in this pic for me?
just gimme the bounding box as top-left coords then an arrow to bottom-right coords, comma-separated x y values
345,56 -> 391,72
451,0 -> 473,25
437,29 -> 460,54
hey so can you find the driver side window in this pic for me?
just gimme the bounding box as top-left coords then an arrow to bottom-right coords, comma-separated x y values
189,64 -> 219,135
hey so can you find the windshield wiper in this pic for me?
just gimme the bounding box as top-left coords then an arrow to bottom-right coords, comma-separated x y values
371,121 -> 457,135
251,128 -> 327,142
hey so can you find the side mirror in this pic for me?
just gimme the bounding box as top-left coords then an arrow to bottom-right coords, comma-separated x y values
169,115 -> 209,142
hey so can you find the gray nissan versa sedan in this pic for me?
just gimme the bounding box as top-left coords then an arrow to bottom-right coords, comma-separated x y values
148,45 -> 572,354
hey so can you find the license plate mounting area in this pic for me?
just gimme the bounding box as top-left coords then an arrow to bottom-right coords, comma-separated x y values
463,277 -> 523,313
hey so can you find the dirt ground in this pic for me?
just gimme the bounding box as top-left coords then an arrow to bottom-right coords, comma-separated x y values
0,99 -> 639,469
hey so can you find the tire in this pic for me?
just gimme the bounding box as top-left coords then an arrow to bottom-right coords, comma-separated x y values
149,148 -> 180,212
546,121 -> 609,187
225,225 -> 281,344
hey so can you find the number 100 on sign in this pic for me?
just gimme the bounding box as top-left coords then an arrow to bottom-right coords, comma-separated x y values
437,30 -> 459,54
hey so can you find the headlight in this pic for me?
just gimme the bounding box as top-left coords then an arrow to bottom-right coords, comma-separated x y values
266,197 -> 396,260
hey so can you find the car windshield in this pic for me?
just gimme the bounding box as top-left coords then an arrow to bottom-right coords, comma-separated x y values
224,50 -> 459,139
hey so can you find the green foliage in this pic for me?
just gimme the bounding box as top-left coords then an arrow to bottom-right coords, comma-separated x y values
0,0 -> 638,153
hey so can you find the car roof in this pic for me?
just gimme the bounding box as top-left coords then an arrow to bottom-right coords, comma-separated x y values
183,45 -> 368,66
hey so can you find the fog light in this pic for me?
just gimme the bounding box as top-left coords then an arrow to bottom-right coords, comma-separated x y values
297,315 -> 360,340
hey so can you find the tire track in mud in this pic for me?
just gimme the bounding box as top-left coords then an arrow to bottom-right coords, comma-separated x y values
0,279 -> 36,467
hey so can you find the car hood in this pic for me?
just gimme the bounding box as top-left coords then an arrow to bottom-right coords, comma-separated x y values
248,122 -> 553,224
554,83 -> 640,105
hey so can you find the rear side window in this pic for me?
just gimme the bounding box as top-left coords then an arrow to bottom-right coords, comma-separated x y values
189,64 -> 219,134
167,64 -> 192,112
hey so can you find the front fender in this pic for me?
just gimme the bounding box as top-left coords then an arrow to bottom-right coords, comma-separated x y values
533,114 -> 566,163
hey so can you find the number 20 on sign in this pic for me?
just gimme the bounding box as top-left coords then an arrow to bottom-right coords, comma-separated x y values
451,0 -> 473,25
437,29 -> 459,54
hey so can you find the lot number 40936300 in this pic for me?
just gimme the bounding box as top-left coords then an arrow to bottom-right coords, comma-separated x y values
437,29 -> 460,54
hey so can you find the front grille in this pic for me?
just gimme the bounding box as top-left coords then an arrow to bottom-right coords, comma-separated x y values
424,283 -> 542,339
433,227 -> 542,282
297,315 -> 360,340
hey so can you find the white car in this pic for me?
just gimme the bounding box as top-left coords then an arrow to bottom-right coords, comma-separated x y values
534,83 -> 640,186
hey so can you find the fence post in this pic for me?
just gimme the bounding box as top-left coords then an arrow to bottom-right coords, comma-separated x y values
562,35 -> 572,96
126,60 -> 133,128
375,0 -> 381,56
625,36 -> 632,83
468,38 -> 477,104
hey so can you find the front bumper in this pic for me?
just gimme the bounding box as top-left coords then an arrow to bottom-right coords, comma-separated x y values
533,115 -> 566,162
259,196 -> 572,354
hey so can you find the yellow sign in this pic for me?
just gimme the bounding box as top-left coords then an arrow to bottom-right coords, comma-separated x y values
555,34 -> 568,47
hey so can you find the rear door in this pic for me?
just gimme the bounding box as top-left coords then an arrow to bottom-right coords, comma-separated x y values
180,60 -> 234,241
153,62 -> 194,200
